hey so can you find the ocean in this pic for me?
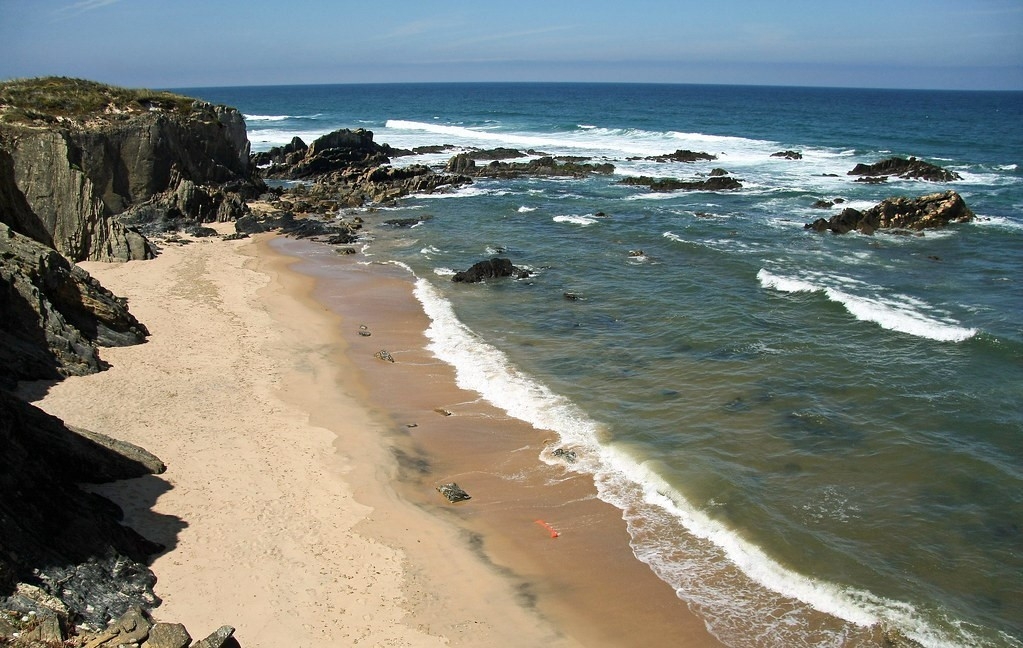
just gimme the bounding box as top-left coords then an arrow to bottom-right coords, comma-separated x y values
178,82 -> 1023,647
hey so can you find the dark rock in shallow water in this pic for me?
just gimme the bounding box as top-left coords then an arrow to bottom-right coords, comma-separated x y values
384,215 -> 433,228
445,154 -> 614,178
771,150 -> 803,160
620,175 -> 742,192
551,447 -> 578,463
635,149 -> 717,163
452,257 -> 531,283
848,156 -> 961,182
805,190 -> 974,234
234,211 -> 359,244
437,483 -> 471,503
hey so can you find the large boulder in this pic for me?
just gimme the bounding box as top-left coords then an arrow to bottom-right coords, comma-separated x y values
452,257 -> 531,283
805,190 -> 974,234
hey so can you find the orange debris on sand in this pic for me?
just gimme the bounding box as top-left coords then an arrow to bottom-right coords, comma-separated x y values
534,519 -> 560,538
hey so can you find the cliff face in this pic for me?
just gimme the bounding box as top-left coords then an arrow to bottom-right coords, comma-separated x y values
0,85 -> 262,262
0,80 -> 257,635
0,222 -> 149,390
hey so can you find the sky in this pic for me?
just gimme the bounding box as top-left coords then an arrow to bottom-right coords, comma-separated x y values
1,0 -> 1021,91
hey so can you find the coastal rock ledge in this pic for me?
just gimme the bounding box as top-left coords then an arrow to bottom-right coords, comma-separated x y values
805,190 -> 974,235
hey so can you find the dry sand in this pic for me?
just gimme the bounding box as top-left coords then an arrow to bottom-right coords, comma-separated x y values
24,225 -> 723,647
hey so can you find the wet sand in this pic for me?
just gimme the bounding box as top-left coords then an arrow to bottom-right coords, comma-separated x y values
26,226 -> 723,647
276,236 -> 723,647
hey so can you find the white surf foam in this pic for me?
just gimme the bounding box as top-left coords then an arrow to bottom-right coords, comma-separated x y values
408,275 -> 983,647
553,214 -> 598,226
757,269 -> 977,343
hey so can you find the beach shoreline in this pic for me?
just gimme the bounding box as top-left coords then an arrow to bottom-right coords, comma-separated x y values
23,225 -> 721,647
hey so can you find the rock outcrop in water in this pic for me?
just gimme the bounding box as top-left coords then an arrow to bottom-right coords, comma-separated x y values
0,77 -> 264,262
847,156 -> 961,182
805,190 -> 974,234
620,174 -> 743,192
452,257 -> 531,283
254,129 -> 472,210
445,154 -> 614,178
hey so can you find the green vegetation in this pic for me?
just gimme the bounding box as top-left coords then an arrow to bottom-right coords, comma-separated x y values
0,76 -> 196,126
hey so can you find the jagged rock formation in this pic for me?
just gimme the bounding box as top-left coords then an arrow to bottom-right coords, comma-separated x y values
805,190 -> 974,234
255,129 -> 472,209
847,156 -> 961,182
445,154 -> 614,178
0,77 -> 265,261
620,174 -> 743,192
253,128 -> 392,179
0,223 -> 149,390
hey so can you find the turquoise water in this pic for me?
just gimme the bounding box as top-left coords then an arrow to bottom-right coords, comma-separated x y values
181,83 -> 1023,647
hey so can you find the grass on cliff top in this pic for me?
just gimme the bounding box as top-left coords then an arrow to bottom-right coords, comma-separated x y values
0,76 -> 196,126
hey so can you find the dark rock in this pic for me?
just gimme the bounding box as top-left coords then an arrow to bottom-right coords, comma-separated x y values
146,622 -> 192,648
0,223 -> 149,389
446,154 -> 614,179
0,390 -> 165,626
847,156 -> 961,182
805,191 -> 974,234
854,175 -> 889,184
383,215 -> 433,228
620,175 -> 742,192
462,147 -> 527,161
192,624 -> 240,648
709,168 -> 730,176
452,257 -> 530,283
636,149 -> 717,163
437,483 -> 471,503
374,349 -> 395,363
771,150 -> 803,160
256,128 -> 390,180
811,199 -> 835,209
233,211 -> 359,244
551,447 -> 578,463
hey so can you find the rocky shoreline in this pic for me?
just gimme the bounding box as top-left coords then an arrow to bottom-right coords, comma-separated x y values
0,77 -> 964,648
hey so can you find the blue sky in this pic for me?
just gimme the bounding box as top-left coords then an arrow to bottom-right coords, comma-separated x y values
1,0 -> 1021,90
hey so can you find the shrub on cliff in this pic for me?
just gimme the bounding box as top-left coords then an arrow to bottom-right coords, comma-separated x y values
0,76 -> 194,126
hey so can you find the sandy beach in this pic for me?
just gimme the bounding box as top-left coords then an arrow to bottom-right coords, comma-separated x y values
23,225 -> 722,647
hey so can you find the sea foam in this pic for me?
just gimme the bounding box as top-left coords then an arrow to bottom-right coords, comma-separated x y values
757,269 -> 977,343
409,275 -> 977,648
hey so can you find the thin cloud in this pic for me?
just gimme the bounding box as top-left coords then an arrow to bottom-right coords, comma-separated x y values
54,0 -> 122,16
447,25 -> 573,49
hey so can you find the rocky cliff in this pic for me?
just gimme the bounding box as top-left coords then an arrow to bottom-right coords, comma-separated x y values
0,78 -> 249,645
0,77 -> 264,262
